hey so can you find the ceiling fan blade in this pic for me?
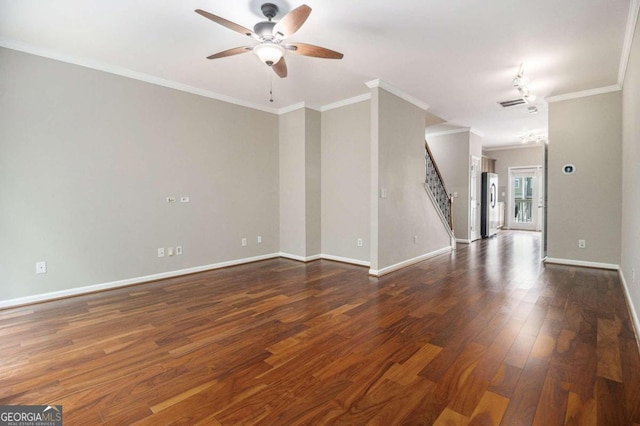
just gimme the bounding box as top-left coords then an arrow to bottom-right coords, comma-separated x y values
273,4 -> 312,38
286,43 -> 344,59
272,57 -> 288,78
207,46 -> 253,60
195,9 -> 257,38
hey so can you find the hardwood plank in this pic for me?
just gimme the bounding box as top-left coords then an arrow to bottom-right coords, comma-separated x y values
570,340 -> 598,399
596,317 -> 623,382
504,332 -> 537,369
620,337 -> 640,423
595,377 -> 630,424
531,374 -> 569,425
433,407 -> 469,425
367,378 -> 437,424
468,391 -> 509,426
500,356 -> 549,425
383,342 -> 442,385
564,391 -> 596,426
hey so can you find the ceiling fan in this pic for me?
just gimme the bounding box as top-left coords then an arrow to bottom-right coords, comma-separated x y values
195,3 -> 343,78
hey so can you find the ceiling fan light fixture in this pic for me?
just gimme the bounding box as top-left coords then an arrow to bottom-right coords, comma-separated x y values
254,43 -> 284,66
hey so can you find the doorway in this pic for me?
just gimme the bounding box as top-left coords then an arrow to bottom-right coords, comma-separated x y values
508,166 -> 543,231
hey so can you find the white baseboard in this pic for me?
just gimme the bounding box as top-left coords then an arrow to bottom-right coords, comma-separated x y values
456,239 -> 471,244
0,252 -> 282,310
544,257 -> 619,270
369,246 -> 452,277
619,270 -> 640,352
280,252 -> 370,267
278,252 -> 321,262
320,254 -> 370,267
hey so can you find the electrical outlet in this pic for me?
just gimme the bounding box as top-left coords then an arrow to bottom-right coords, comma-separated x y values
357,238 -> 363,247
578,239 -> 586,249
257,236 -> 262,244
166,197 -> 176,203
176,246 -> 182,255
241,238 -> 247,247
413,235 -> 418,244
158,248 -> 165,257
168,247 -> 174,256
35,261 -> 47,274
180,196 -> 190,203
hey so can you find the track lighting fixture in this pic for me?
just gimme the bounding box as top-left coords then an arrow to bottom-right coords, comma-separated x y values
520,132 -> 547,144
513,64 -> 536,103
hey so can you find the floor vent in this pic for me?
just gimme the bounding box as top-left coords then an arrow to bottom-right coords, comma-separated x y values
498,98 -> 527,108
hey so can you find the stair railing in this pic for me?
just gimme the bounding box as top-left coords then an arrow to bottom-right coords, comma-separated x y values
425,141 -> 453,231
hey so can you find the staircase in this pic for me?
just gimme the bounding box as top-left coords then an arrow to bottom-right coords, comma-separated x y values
424,141 -> 453,232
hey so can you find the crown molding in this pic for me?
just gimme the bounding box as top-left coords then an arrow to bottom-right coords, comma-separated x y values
483,142 -> 545,152
470,129 -> 485,138
425,127 -> 470,138
320,93 -> 371,112
365,79 -> 430,111
545,85 -> 622,103
0,39 -> 282,115
277,102 -> 306,114
619,0 -> 640,86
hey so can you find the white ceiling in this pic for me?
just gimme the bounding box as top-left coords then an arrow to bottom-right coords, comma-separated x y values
0,0 -> 635,147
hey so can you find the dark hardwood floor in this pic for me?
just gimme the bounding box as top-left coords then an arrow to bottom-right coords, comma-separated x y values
1,231 -> 639,425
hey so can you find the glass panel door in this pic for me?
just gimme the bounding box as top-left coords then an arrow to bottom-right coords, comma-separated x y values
508,167 -> 540,231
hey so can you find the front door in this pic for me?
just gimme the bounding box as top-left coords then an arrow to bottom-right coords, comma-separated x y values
508,167 -> 542,231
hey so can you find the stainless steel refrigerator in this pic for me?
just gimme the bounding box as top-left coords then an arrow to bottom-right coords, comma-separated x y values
481,172 -> 499,238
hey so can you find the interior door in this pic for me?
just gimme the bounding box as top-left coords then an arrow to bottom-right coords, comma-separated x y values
508,167 -> 540,231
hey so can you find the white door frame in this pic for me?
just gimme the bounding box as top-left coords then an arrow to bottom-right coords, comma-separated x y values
469,156 -> 481,241
507,166 -> 543,231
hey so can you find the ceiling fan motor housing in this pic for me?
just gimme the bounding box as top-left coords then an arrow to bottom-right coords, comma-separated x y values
261,3 -> 279,19
254,21 -> 276,39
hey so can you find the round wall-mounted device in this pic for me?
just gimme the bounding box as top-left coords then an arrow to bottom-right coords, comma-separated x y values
562,164 -> 575,175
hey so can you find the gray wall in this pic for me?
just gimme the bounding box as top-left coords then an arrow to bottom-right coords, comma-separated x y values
371,88 -> 451,271
305,109 -> 322,257
278,107 -> 321,259
484,145 -> 545,229
278,108 -> 306,257
621,15 -> 640,326
0,48 -> 280,300
547,91 -> 622,265
321,101 -> 370,262
427,131 -> 471,240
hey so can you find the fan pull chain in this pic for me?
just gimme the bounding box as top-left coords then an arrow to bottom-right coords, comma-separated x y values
269,74 -> 274,103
